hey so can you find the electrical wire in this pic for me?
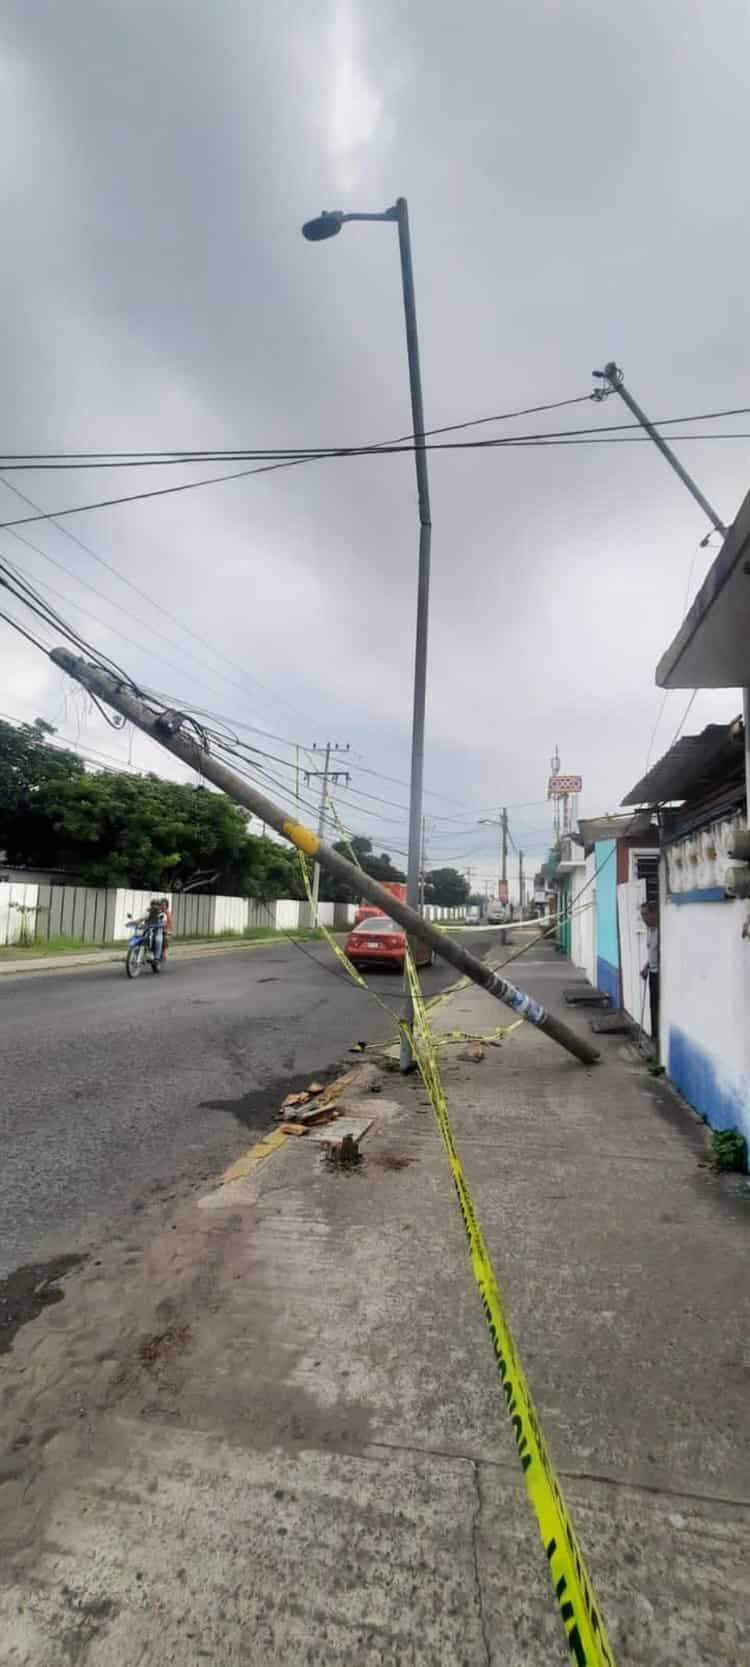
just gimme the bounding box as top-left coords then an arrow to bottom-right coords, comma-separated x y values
0,476 -> 327,731
1,405 -> 748,531
0,606 -> 49,653
2,401 -> 749,468
665,690 -> 698,752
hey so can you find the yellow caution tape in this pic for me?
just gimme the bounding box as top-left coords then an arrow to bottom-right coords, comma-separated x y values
434,1021 -> 521,1048
405,952 -> 616,1667
292,846 -> 616,1664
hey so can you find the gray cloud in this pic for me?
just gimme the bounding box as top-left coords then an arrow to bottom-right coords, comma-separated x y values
1,0 -> 748,887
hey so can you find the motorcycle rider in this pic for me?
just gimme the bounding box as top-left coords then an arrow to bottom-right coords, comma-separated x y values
145,898 -> 168,964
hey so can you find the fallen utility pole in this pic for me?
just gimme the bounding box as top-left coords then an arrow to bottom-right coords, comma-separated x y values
50,649 -> 599,1067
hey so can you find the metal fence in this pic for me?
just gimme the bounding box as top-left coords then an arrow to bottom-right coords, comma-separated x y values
34,884 -> 116,943
0,876 -> 464,948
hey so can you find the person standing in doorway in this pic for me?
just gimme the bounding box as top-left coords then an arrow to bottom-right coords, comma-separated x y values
640,901 -> 659,1044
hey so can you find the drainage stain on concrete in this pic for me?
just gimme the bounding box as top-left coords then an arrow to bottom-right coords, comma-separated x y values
0,1253 -> 87,1354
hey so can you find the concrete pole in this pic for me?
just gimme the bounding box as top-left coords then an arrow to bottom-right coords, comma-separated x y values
310,742 -> 331,919
395,198 -> 432,1074
419,815 -> 427,911
594,362 -> 727,536
49,649 -> 600,1067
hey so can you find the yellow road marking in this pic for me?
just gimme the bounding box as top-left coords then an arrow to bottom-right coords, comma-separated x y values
220,1129 -> 287,1184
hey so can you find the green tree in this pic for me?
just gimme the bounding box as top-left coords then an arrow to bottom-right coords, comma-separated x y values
45,771 -> 266,891
424,867 -> 470,907
0,717 -> 85,866
320,835 -> 405,903
0,716 -> 407,905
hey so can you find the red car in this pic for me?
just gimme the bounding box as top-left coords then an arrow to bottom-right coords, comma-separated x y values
353,903 -> 384,927
345,914 -> 434,971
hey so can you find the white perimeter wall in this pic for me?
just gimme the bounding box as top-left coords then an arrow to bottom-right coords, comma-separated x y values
113,890 -> 173,940
577,853 -> 597,985
0,882 -> 39,945
660,857 -> 750,1143
213,895 -> 249,934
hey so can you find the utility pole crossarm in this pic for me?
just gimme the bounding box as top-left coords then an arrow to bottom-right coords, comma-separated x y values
49,649 -> 598,1067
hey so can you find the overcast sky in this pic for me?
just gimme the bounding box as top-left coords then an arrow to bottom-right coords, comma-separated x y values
2,0 -> 749,893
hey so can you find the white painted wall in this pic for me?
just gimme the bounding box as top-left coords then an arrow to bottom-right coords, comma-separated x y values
617,877 -> 650,1031
561,859 -> 587,970
213,895 -> 249,934
665,810 -> 744,894
660,852 -> 750,1142
576,853 -> 597,985
274,899 -> 301,930
0,882 -> 40,945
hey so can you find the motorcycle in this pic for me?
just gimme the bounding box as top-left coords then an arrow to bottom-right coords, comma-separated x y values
125,915 -> 165,978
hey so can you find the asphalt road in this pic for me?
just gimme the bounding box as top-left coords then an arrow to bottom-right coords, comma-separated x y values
1,931 -> 500,1278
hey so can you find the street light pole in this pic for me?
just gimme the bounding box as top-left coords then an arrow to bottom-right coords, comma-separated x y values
302,200 -> 432,1072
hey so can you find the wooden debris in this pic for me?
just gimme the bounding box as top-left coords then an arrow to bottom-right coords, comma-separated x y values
282,1091 -> 310,1109
317,1069 -> 360,1108
295,1102 -> 338,1128
280,1122 -> 308,1136
306,1081 -> 324,1094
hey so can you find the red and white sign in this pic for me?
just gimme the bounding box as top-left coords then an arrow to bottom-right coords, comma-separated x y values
498,880 -> 509,903
547,773 -> 582,798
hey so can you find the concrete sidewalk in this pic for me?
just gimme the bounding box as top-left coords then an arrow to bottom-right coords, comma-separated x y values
1,942 -> 748,1664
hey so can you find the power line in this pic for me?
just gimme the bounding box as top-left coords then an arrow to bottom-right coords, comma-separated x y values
0,474 -> 326,731
665,689 -> 698,753
0,394 -> 594,464
1,403 -> 749,531
0,606 -> 48,653
2,401 -> 749,468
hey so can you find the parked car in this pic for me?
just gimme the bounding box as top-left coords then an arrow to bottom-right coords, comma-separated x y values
345,915 -> 433,971
353,902 -> 384,927
353,880 -> 408,927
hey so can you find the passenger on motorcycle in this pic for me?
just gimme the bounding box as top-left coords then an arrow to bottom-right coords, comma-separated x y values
159,898 -> 173,961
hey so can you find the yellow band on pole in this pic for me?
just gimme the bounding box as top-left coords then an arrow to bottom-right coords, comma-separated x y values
282,819 -> 320,856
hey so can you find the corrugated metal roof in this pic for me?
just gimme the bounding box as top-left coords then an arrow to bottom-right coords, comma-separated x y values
622,718 -> 743,807
577,812 -> 653,848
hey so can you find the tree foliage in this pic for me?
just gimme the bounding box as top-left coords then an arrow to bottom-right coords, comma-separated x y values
320,835 -> 405,904
423,866 -> 470,906
0,718 -> 86,867
0,719 -> 397,902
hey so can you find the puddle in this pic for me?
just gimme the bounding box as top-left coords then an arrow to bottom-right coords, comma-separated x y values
200,1061 -> 343,1132
0,1253 -> 87,1354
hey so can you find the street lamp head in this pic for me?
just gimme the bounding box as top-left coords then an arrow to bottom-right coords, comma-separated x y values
301,211 -> 344,242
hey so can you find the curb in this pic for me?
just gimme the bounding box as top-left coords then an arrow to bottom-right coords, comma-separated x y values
0,932 -> 342,978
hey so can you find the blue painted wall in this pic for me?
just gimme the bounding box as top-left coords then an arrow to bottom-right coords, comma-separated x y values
669,1027 -> 750,1136
595,839 -> 620,1005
